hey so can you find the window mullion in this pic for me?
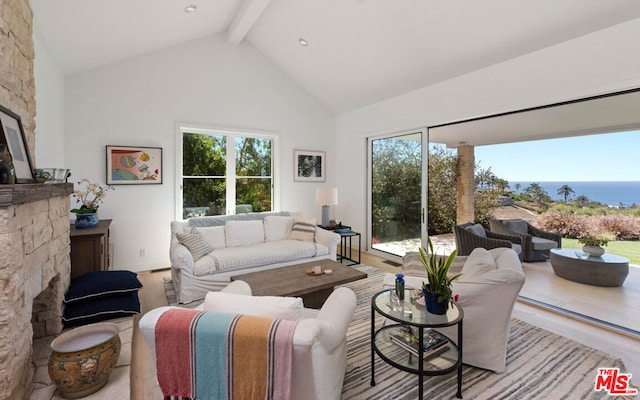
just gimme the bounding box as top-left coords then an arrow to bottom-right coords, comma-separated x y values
227,135 -> 236,215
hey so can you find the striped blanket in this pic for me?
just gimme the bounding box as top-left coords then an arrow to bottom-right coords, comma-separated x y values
155,309 -> 297,400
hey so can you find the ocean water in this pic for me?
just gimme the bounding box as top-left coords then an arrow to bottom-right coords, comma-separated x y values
511,181 -> 640,206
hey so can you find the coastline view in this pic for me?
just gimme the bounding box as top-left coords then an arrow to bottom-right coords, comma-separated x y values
372,130 -> 640,264
510,181 -> 640,208
473,130 -> 640,264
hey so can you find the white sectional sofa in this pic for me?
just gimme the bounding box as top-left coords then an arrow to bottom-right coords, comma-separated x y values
170,211 -> 340,304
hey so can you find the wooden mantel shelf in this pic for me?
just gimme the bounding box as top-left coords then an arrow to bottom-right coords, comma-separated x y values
0,183 -> 74,207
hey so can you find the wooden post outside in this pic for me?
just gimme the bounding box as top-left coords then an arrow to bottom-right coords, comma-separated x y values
456,145 -> 475,224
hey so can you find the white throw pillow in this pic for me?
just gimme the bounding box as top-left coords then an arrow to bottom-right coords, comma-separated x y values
264,216 -> 295,242
203,291 -> 304,320
288,217 -> 316,242
225,220 -> 265,247
194,226 -> 226,249
461,247 -> 496,278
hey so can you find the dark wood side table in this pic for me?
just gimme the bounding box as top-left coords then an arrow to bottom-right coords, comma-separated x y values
69,219 -> 112,279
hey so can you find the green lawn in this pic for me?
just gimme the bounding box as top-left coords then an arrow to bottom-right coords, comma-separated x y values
562,238 -> 640,265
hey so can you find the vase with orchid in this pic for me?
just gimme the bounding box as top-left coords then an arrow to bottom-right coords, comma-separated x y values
71,178 -> 114,228
71,178 -> 114,214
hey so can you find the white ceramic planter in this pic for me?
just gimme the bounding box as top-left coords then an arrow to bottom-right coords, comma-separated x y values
582,245 -> 605,257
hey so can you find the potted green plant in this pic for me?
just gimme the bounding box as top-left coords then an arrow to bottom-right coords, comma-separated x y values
418,237 -> 461,315
577,232 -> 614,257
71,178 -> 114,229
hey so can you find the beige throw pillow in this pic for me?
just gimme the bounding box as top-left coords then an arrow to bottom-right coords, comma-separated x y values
287,218 -> 316,242
176,232 -> 214,261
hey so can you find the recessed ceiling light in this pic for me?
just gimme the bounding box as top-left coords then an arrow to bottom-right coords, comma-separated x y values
299,38 -> 308,47
184,5 -> 197,13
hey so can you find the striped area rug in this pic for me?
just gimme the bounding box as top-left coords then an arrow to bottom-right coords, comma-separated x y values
164,266 -> 631,400
339,266 -> 630,400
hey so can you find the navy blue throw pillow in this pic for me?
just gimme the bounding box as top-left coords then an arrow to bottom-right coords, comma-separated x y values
64,270 -> 142,304
62,291 -> 140,327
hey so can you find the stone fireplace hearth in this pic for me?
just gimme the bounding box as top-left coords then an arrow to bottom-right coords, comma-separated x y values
0,183 -> 73,399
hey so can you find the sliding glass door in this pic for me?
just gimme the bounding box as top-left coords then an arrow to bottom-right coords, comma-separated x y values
368,129 -> 427,258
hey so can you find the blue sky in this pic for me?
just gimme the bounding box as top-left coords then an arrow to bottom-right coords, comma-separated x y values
473,130 -> 640,182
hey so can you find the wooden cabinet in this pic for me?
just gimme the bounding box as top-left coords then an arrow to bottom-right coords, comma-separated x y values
69,219 -> 112,279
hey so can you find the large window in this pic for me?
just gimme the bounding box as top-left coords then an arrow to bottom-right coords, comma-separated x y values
178,127 -> 275,219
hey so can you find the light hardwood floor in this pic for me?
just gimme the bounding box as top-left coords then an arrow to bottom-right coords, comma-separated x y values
130,252 -> 640,398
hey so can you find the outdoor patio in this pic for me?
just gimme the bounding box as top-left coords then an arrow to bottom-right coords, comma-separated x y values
374,234 -> 640,337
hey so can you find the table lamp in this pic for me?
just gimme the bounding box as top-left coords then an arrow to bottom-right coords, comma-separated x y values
316,188 -> 338,227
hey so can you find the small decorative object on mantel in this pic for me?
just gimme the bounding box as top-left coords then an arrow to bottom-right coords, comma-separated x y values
71,178 -> 114,229
418,237 -> 461,315
578,232 -> 613,257
0,144 -> 16,184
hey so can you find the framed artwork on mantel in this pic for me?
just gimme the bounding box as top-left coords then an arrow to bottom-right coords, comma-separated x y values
106,145 -> 162,184
0,104 -> 35,183
294,149 -> 325,182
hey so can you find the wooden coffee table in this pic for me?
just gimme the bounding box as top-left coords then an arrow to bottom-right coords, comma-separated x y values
231,259 -> 367,308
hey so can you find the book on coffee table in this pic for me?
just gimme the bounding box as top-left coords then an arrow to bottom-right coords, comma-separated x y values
389,327 -> 449,359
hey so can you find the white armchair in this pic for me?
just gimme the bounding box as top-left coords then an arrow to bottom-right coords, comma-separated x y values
385,247 -> 525,373
139,281 -> 357,400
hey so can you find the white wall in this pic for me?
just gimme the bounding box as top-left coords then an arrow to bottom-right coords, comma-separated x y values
33,32 -> 66,168
335,18 -> 640,243
63,34 -> 335,271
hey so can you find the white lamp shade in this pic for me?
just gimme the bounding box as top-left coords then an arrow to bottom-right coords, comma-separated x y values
315,188 -> 338,206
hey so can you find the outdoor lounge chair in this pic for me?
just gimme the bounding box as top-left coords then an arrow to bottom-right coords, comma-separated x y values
453,222 -> 523,260
489,218 -> 561,262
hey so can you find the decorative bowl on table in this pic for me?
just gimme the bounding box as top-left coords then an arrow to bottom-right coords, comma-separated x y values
306,267 -> 324,276
48,322 -> 121,399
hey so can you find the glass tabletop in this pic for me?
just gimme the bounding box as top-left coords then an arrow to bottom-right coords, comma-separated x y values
373,289 -> 462,328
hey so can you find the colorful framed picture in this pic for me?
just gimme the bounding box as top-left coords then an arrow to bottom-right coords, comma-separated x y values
106,145 -> 162,185
294,150 -> 325,182
0,104 -> 35,183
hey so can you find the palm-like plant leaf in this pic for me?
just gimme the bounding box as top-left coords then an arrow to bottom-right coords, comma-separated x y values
418,237 -> 460,302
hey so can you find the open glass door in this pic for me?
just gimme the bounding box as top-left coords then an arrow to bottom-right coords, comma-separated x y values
368,129 -> 427,258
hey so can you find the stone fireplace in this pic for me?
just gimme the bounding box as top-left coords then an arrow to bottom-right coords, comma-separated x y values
0,184 -> 73,399
0,1 -> 79,397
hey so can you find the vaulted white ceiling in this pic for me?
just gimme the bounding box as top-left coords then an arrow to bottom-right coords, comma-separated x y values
31,0 -> 640,115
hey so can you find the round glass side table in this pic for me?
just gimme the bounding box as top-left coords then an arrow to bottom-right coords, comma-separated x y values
370,289 -> 463,400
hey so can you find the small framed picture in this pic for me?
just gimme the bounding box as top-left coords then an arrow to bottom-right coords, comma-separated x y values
294,150 -> 325,182
0,104 -> 35,183
106,145 -> 162,185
